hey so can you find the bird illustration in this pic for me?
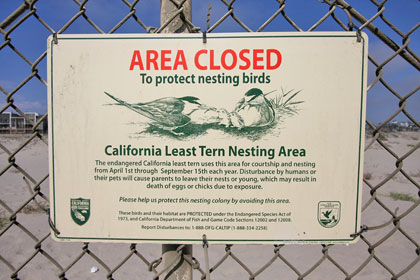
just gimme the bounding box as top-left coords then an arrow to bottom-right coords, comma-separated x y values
229,88 -> 275,129
323,210 -> 332,219
104,92 -> 203,130
104,88 -> 277,135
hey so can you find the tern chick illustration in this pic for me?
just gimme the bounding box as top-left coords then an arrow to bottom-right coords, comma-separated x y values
104,92 -> 203,131
230,88 -> 275,129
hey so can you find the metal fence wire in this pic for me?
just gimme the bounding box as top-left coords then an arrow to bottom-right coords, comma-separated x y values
1,0 -> 419,279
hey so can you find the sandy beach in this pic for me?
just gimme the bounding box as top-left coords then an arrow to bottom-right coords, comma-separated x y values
0,131 -> 419,279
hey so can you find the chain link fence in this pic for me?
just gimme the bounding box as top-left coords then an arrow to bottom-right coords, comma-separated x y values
0,0 -> 419,279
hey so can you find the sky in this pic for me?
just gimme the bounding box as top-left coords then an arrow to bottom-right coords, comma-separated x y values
0,0 -> 419,125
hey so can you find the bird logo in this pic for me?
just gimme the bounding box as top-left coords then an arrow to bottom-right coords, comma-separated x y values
323,210 -> 332,219
318,201 -> 341,228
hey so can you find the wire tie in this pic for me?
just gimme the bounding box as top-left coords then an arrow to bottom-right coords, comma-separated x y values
202,234 -> 208,248
355,27 -> 362,42
350,224 -> 368,238
203,31 -> 207,43
203,2 -> 211,44
203,234 -> 211,280
47,208 -> 60,235
348,23 -> 362,42
53,33 -> 58,44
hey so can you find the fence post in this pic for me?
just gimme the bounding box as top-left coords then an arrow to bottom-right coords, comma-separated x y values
160,0 -> 192,33
160,1 -> 193,279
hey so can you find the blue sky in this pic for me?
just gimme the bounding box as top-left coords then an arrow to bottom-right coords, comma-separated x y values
0,0 -> 419,124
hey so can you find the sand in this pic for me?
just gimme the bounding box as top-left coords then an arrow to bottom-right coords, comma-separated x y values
0,132 -> 419,279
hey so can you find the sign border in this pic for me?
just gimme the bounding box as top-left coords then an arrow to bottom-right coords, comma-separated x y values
48,32 -> 367,243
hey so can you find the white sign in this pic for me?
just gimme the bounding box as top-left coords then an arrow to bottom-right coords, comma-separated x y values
48,32 -> 368,244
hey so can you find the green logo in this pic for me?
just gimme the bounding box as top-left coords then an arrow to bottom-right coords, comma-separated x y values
71,198 -> 90,226
318,201 -> 340,228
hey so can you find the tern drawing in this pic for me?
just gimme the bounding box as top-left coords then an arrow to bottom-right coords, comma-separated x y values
104,87 -> 302,138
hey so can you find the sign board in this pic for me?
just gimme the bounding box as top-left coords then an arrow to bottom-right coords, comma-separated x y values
48,32 -> 367,244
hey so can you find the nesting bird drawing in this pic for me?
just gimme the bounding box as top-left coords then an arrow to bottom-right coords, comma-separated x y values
104,92 -> 231,133
104,87 -> 297,137
229,88 -> 275,129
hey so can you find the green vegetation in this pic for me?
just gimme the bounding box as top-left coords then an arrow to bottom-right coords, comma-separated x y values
377,133 -> 388,141
389,192 -> 419,203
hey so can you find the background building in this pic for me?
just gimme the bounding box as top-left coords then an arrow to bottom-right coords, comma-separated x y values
0,112 -> 47,134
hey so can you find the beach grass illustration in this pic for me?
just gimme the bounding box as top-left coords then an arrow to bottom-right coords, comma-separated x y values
104,88 -> 303,140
